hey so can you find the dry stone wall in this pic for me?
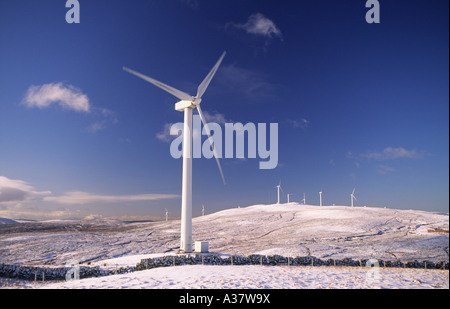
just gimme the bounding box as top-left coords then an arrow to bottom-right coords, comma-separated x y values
1,254 -> 448,281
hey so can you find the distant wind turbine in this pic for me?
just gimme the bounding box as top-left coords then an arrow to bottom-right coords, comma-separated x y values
301,193 -> 306,205
202,204 -> 205,217
319,190 -> 323,207
165,208 -> 168,222
123,52 -> 227,253
274,181 -> 283,204
350,188 -> 357,208
287,193 -> 294,203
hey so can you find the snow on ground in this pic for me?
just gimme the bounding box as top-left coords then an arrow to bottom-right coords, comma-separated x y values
7,265 -> 448,289
0,204 -> 448,289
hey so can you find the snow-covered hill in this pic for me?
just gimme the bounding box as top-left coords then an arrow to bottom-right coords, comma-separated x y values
193,204 -> 449,262
0,218 -> 17,225
0,204 -> 448,266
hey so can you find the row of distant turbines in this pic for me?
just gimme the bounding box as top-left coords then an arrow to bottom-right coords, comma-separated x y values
275,182 -> 358,207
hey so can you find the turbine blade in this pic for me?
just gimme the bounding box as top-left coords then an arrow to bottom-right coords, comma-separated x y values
123,67 -> 192,101
352,188 -> 356,195
196,104 -> 226,185
196,51 -> 226,98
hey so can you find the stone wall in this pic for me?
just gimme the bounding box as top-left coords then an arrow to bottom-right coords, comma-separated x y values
135,254 -> 448,271
0,264 -> 135,281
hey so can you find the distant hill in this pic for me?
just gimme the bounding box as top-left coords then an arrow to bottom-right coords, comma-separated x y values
0,217 -> 17,225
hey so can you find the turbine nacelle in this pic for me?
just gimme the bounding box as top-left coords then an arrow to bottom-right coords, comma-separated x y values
175,99 -> 196,111
174,97 -> 202,111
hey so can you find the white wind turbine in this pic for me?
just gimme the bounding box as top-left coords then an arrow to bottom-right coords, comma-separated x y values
350,188 -> 357,208
123,52 -> 227,253
287,193 -> 294,203
274,181 -> 283,204
301,193 -> 306,205
319,190 -> 323,207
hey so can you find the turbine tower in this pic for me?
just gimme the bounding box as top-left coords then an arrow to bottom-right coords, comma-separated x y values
301,193 -> 306,205
319,190 -> 323,207
274,181 -> 282,204
287,193 -> 294,203
124,52 -> 226,253
165,208 -> 168,222
350,188 -> 357,208
202,204 -> 205,217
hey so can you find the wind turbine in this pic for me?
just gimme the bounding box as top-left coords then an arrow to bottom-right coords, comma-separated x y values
165,208 -> 168,222
301,193 -> 306,205
202,204 -> 205,217
123,52 -> 227,253
350,188 -> 357,208
319,190 -> 323,207
287,193 -> 294,203
274,181 -> 283,204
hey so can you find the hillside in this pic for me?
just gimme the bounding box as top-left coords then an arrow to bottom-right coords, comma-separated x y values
0,204 -> 448,266
0,218 -> 17,225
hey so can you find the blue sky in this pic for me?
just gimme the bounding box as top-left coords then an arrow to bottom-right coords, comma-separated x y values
0,0 -> 448,220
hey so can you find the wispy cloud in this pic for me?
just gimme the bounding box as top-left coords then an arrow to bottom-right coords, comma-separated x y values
286,118 -> 311,130
361,147 -> 424,160
378,164 -> 395,175
0,204 -> 79,221
228,13 -> 283,41
346,147 -> 427,176
0,176 -> 179,220
156,123 -> 179,142
347,147 -> 426,161
43,191 -> 179,205
88,108 -> 119,133
23,83 -> 90,113
202,111 -> 230,125
217,64 -> 279,100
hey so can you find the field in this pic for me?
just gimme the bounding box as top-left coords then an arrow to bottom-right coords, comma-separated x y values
1,203 -> 448,289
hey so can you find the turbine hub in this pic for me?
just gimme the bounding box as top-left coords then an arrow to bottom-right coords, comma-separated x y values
192,97 -> 202,105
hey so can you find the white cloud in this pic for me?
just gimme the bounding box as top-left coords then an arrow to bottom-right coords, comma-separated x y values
0,176 -> 51,204
23,83 -> 90,113
229,13 -> 282,40
43,191 -> 180,205
23,84 -> 119,132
